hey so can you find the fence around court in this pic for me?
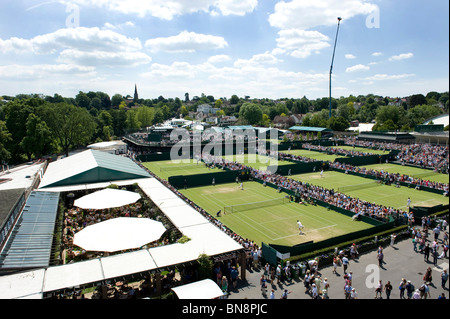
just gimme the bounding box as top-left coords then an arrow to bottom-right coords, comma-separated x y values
168,170 -> 250,189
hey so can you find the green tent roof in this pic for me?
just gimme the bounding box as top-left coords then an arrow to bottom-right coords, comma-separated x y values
39,150 -> 150,189
288,126 -> 332,132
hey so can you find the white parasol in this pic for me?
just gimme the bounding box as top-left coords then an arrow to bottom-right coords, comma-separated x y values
73,217 -> 166,252
73,188 -> 141,210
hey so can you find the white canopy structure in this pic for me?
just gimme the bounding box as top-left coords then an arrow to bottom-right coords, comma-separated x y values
0,177 -> 244,299
171,279 -> 224,299
73,217 -> 166,252
73,188 -> 141,210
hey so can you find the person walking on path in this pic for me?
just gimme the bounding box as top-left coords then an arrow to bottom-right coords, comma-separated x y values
405,280 -> 415,299
399,278 -> 407,299
377,250 -> 384,267
390,233 -> 397,247
441,270 -> 448,290
423,243 -> 431,262
419,282 -> 431,299
423,267 -> 433,285
342,255 -> 349,274
433,225 -> 440,241
374,280 -> 383,299
384,281 -> 392,299
332,256 -> 339,274
344,282 -> 352,299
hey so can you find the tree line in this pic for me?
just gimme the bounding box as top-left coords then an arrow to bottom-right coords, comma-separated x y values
0,90 -> 448,165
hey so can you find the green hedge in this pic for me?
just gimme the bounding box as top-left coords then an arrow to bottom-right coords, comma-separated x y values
284,224 -> 411,266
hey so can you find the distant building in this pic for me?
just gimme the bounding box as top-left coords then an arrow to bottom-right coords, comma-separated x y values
134,84 -> 139,102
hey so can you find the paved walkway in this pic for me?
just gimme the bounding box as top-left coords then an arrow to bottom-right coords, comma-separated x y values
227,237 -> 449,300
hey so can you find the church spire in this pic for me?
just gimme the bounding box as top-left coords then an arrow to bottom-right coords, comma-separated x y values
134,84 -> 138,102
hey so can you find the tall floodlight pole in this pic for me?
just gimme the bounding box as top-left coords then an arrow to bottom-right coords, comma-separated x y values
329,17 -> 342,119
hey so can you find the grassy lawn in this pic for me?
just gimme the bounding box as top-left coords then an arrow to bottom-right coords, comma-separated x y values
180,181 -> 373,246
222,153 -> 292,171
334,145 -> 391,155
290,170 -> 448,210
142,159 -> 224,180
283,149 -> 345,162
360,163 -> 449,184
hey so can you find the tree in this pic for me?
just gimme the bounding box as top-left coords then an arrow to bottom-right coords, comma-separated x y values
20,113 -> 53,160
90,97 -> 102,110
75,91 -> 91,108
327,116 -> 349,131
125,109 -> 141,132
197,254 -> 213,280
111,94 -> 124,107
405,104 -> 441,128
3,99 -> 35,162
375,105 -> 400,127
0,120 -> 11,163
230,94 -> 240,105
215,98 -> 223,108
180,105 -> 188,117
239,102 -> 263,125
110,108 -> 127,137
42,103 -> 96,156
184,92 -> 190,103
136,106 -> 155,128
409,94 -> 427,108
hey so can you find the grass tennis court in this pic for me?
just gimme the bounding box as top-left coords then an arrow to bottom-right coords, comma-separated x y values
142,159 -> 224,180
222,153 -> 292,171
283,149 -> 345,162
333,145 -> 390,155
290,170 -> 448,210
180,181 -> 373,246
360,163 -> 449,184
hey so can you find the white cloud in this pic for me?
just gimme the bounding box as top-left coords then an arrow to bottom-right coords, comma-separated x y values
140,59 -> 329,99
208,55 -> 232,64
0,63 -> 96,81
0,27 -> 142,55
103,21 -> 135,30
365,73 -> 415,81
234,52 -> 282,67
345,54 -> 356,59
268,0 -> 377,30
145,31 -> 228,53
372,52 -> 383,57
68,0 -> 258,19
389,53 -> 414,61
346,64 -> 370,73
58,49 -> 151,67
275,29 -> 330,58
215,0 -> 258,16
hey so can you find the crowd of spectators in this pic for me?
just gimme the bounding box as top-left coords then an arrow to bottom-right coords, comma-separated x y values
302,143 -> 380,157
273,144 -> 448,193
329,161 -> 449,194
343,137 -> 449,173
396,143 -> 449,172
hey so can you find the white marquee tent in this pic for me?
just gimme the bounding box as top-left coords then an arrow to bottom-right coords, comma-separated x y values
171,279 -> 225,299
73,217 -> 166,252
73,188 -> 141,210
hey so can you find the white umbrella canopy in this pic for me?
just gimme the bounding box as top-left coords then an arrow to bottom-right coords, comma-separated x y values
73,188 -> 141,210
73,217 -> 166,252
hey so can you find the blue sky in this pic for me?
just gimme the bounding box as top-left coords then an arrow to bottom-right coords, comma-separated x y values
0,0 -> 448,100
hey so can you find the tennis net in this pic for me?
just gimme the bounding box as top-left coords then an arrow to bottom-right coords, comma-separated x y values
224,197 -> 290,214
337,180 -> 382,193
